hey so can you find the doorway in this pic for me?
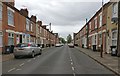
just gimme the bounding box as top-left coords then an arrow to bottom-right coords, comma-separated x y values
20,35 -> 22,43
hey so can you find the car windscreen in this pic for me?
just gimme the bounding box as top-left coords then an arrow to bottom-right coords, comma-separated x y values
16,44 -> 28,47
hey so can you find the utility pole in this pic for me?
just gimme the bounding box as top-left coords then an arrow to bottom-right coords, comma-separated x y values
86,18 -> 89,49
100,0 -> 104,58
117,0 -> 120,57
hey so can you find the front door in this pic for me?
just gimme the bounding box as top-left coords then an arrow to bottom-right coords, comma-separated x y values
20,35 -> 22,43
102,33 -> 106,53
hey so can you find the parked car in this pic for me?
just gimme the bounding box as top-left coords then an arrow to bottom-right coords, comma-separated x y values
14,43 -> 42,58
68,43 -> 74,48
55,43 -> 64,47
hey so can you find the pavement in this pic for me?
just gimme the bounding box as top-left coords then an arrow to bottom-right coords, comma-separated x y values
2,54 -> 14,62
75,46 -> 120,76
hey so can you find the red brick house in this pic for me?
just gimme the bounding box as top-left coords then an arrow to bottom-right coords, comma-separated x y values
74,2 -> 112,53
1,1 -> 59,53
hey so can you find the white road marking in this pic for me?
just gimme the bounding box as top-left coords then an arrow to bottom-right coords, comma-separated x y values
16,69 -> 22,71
71,62 -> 73,65
27,60 -> 31,62
19,63 -> 24,66
72,67 -> 75,71
73,73 -> 75,76
8,68 -> 16,72
70,59 -> 73,62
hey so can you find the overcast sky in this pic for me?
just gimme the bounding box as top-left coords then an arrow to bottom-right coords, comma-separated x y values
15,0 -> 110,39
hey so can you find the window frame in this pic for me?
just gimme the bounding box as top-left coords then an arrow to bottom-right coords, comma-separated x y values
0,31 -> 3,47
30,22 -> 33,32
8,32 -> 14,45
26,18 -> 30,31
89,22 -> 91,32
94,17 -> 97,29
112,29 -> 117,46
0,4 -> 2,20
99,12 -> 102,28
7,7 -> 14,26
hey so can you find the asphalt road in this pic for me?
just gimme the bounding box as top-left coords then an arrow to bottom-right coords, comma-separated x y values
2,45 -> 115,75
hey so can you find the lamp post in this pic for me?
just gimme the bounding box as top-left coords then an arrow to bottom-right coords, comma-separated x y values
86,18 -> 89,49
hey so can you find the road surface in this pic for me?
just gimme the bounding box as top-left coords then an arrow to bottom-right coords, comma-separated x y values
2,45 -> 115,75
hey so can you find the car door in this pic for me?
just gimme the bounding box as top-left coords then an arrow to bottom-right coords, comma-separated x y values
33,44 -> 37,55
35,44 -> 40,54
31,44 -> 36,54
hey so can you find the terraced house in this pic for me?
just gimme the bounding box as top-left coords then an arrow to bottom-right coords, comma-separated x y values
74,1 -> 118,55
0,1 -> 59,54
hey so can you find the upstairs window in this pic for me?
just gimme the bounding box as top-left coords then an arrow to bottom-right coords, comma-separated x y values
99,12 -> 102,27
112,3 -> 118,18
40,27 -> 42,34
30,22 -> 33,32
0,4 -> 2,20
89,22 -> 91,32
26,19 -> 30,31
94,17 -> 97,29
7,7 -> 14,26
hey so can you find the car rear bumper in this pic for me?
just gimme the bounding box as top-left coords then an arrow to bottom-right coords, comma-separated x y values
14,51 -> 32,56
69,46 -> 74,48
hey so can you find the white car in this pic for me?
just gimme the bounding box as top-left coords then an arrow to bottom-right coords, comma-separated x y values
55,44 -> 61,47
14,43 -> 42,58
68,43 -> 74,48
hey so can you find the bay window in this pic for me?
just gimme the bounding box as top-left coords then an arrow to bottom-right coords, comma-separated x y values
8,33 -> 14,45
99,33 -> 102,46
112,30 -> 117,46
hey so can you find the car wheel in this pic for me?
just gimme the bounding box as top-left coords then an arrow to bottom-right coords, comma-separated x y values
14,56 -> 19,59
31,52 -> 35,58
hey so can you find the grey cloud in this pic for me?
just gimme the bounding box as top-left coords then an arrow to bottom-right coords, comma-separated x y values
15,0 -> 110,38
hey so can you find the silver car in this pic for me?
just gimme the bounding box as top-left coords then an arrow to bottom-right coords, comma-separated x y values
14,43 -> 42,58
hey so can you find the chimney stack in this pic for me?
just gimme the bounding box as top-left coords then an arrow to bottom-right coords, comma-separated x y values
7,0 -> 15,6
31,15 -> 37,23
20,9 -> 28,17
37,21 -> 42,26
42,26 -> 46,29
